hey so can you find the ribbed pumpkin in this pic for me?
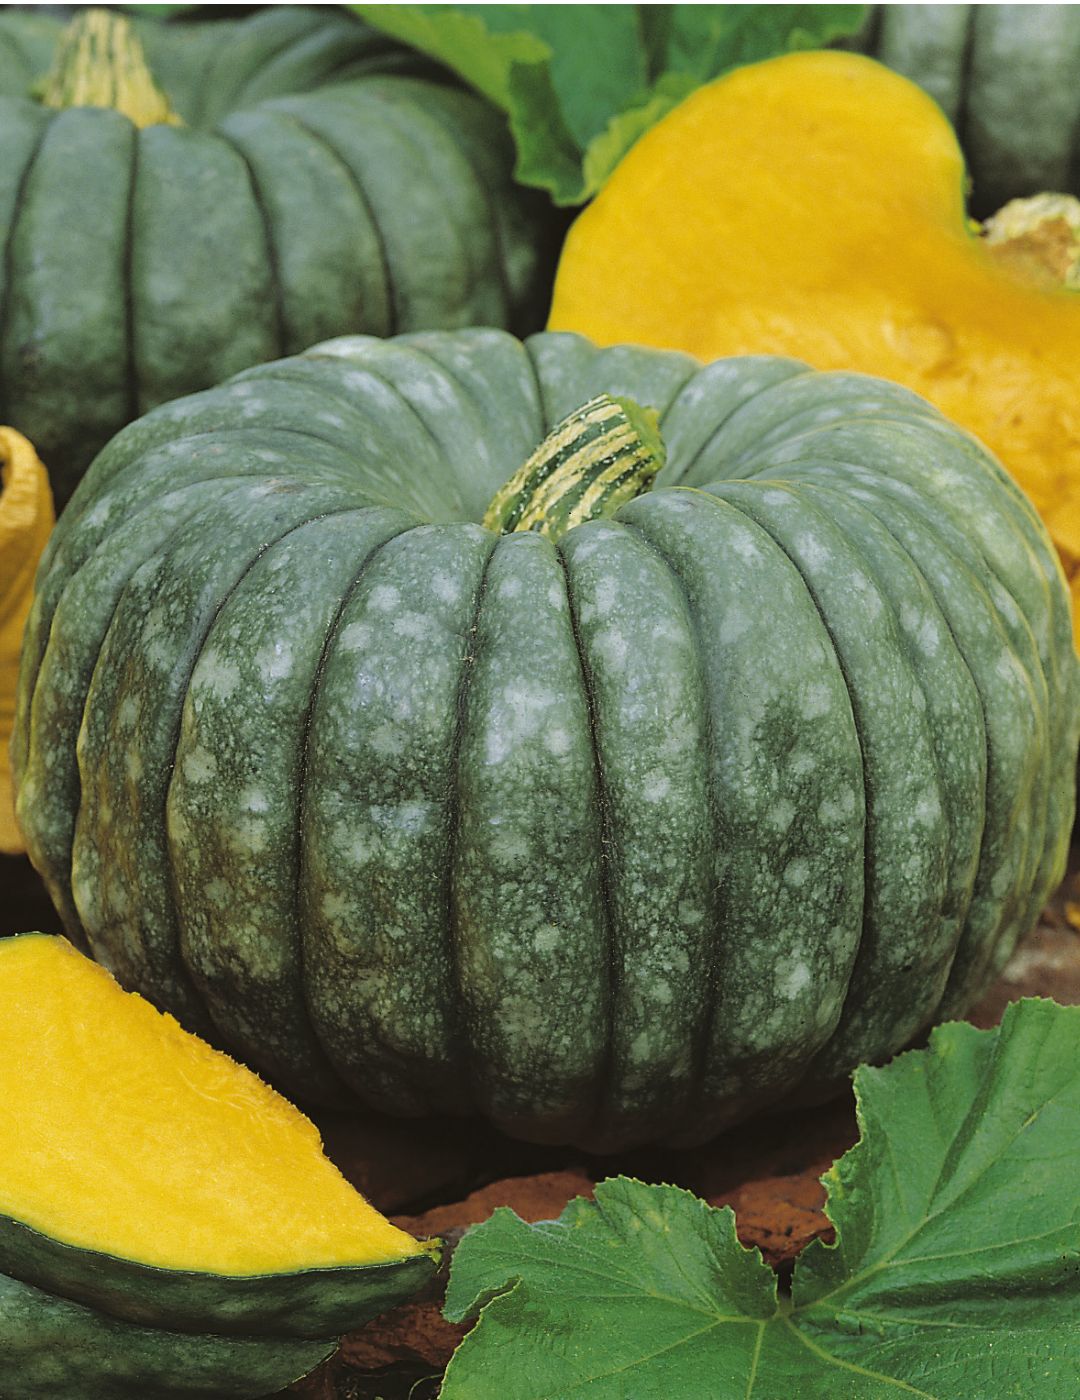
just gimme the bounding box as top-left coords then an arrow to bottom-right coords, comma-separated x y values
850,5 -> 1080,214
0,932 -> 436,1399
0,6 -> 551,505
15,329 -> 1077,1152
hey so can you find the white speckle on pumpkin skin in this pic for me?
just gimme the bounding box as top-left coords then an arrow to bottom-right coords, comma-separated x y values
768,798 -> 795,832
533,925 -> 559,954
593,628 -> 629,672
369,584 -> 401,612
255,641 -> 294,683
240,787 -> 269,814
195,654 -> 241,699
642,769 -> 671,803
783,858 -> 810,888
393,612 -> 429,640
544,726 -> 573,757
778,960 -> 812,1000
719,608 -> 751,644
338,621 -> 373,652
801,682 -> 833,720
182,747 -> 217,784
431,572 -> 460,604
369,723 -> 405,758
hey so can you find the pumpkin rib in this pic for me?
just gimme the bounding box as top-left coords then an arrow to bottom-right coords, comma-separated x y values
612,517 -> 723,1127
296,522 -> 492,1116
0,109 -> 49,425
736,478 -> 985,1030
360,86 -> 481,323
620,490 -> 866,1137
553,539 -> 619,1140
393,329 -> 548,483
263,107 -> 396,335
383,341 -> 516,520
226,16 -> 366,114
798,476 -> 995,1027
18,474 -> 291,948
452,531 -> 610,1142
57,420 -> 375,551
658,358 -> 807,490
320,86 -> 473,330
669,368 -> 824,488
165,499 -> 395,1035
565,518 -> 719,1147
381,87 -> 511,327
1,109 -> 135,501
195,9 -> 319,131
128,125 -> 278,422
692,481 -> 953,1084
270,93 -> 442,334
223,360 -> 458,519
294,520 -> 429,1099
441,535 -> 498,1119
763,455 -> 1048,1013
776,431 -> 1058,942
216,128 -> 288,363
171,507 -> 409,1109
72,487 -> 366,1030
399,87 -> 518,325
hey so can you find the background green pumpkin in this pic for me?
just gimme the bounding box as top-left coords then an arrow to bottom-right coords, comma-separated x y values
14,328 -> 1077,1152
849,5 -> 1080,215
0,6 -> 553,504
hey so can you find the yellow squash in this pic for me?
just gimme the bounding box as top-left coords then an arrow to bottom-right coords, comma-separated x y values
0,429 -> 53,853
549,50 -> 1080,642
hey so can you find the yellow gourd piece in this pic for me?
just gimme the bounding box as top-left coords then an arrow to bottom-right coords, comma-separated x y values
549,50 -> 1080,644
1,934 -> 430,1280
0,429 -> 53,854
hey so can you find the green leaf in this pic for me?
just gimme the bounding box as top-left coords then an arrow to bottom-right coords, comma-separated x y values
442,998 -> 1080,1398
352,4 -> 868,204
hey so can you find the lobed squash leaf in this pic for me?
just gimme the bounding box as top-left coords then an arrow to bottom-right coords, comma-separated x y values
441,998 -> 1080,1398
351,4 -> 867,204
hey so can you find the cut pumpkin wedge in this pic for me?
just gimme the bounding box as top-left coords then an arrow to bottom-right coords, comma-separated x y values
0,933 -> 438,1342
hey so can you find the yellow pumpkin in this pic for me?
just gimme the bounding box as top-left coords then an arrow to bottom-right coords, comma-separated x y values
549,50 -> 1080,643
0,428 -> 53,853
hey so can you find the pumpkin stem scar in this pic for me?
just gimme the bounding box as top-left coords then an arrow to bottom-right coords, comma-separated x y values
482,393 -> 667,542
40,8 -> 182,129
983,193 -> 1080,291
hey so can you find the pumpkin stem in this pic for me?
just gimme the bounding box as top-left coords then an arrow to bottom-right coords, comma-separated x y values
982,193 -> 1080,291
483,394 -> 666,541
40,8 -> 181,129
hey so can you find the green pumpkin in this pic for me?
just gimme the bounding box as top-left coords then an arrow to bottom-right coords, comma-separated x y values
0,932 -> 438,1398
849,6 -> 1080,214
14,329 -> 1077,1151
0,6 -> 551,505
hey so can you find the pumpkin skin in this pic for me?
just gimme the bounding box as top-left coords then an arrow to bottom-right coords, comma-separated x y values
0,6 -> 551,506
14,329 -> 1077,1152
0,933 -> 438,1398
851,5 -> 1080,214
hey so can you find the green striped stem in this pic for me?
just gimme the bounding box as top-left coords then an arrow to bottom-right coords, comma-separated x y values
40,8 -> 181,129
483,394 -> 666,542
